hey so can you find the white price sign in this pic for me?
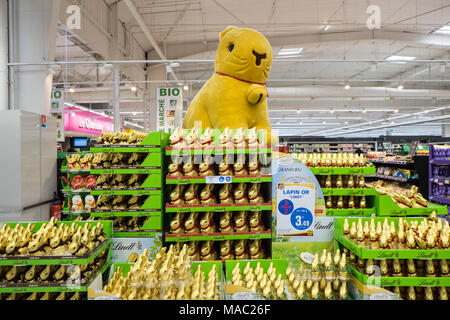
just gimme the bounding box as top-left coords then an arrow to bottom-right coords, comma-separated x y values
276,183 -> 315,236
205,176 -> 232,184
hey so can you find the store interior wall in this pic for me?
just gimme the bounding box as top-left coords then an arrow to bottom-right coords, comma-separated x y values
0,0 -> 59,220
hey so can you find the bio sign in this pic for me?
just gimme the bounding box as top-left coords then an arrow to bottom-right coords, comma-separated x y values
277,183 -> 315,236
157,87 -> 182,132
50,88 -> 64,114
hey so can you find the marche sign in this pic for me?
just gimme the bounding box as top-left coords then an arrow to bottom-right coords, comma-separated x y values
156,87 -> 183,132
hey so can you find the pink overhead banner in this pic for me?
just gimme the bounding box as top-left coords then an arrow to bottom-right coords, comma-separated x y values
64,107 -> 114,135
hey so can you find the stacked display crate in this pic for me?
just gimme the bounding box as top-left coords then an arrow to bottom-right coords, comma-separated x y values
164,129 -> 273,260
310,166 -> 377,216
87,132 -> 169,262
334,217 -> 450,300
0,220 -> 113,300
429,144 -> 450,214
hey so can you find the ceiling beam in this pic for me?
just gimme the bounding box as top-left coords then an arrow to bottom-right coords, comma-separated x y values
147,29 -> 450,59
123,0 -> 178,81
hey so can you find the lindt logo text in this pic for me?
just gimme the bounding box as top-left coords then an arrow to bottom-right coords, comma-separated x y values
113,242 -> 136,251
377,252 -> 398,258
314,221 -> 334,230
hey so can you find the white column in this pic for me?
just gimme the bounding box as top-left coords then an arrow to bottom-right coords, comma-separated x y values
9,0 -> 59,115
0,0 -> 7,111
113,65 -> 121,132
147,64 -> 167,131
443,110 -> 450,138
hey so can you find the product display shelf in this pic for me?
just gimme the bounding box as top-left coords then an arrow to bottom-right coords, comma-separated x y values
165,202 -> 272,213
429,144 -> 450,209
90,189 -> 161,196
60,151 -> 94,173
84,131 -> 167,238
112,260 -> 223,279
309,167 -> 375,175
89,260 -> 225,300
65,193 -> 162,219
224,259 -> 349,300
166,175 -> 272,185
370,174 -> 417,183
62,201 -> 93,217
325,208 -> 376,217
0,248 -> 113,294
376,194 -> 447,217
90,132 -> 168,153
368,155 -> 430,199
60,173 -> 93,195
166,147 -> 272,155
165,230 -> 272,242
430,160 -> 450,166
371,159 -> 414,165
334,217 -> 450,259
321,188 -> 376,196
164,128 -> 273,259
348,264 -> 450,287
0,221 -> 113,266
225,259 -> 288,282
429,196 -> 450,206
91,153 -> 163,171
430,178 -> 450,185
0,272 -> 102,294
61,168 -> 91,174
310,166 -> 377,216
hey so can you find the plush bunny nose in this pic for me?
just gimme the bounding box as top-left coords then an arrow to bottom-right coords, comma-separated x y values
252,50 -> 267,66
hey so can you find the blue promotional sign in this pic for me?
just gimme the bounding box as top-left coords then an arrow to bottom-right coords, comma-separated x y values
276,183 -> 315,236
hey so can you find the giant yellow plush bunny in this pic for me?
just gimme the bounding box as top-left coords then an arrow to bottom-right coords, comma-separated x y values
183,26 -> 275,144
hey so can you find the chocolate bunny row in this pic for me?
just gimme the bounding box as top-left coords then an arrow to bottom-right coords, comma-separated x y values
169,183 -> 266,205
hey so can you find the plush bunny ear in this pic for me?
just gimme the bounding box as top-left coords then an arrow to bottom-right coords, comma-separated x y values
220,26 -> 236,40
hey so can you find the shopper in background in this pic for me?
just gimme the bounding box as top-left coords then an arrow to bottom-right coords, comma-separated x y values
354,148 -> 364,155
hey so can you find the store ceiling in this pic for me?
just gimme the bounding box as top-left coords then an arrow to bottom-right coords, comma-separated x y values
54,0 -> 450,137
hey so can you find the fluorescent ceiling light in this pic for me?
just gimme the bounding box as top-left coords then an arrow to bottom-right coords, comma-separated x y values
124,121 -> 144,129
323,25 -> 330,31
268,109 -> 396,113
386,55 -> 416,61
131,86 -> 137,92
278,48 -> 303,56
386,55 -> 416,64
64,102 -> 114,120
312,106 -> 450,136
434,25 -> 450,34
